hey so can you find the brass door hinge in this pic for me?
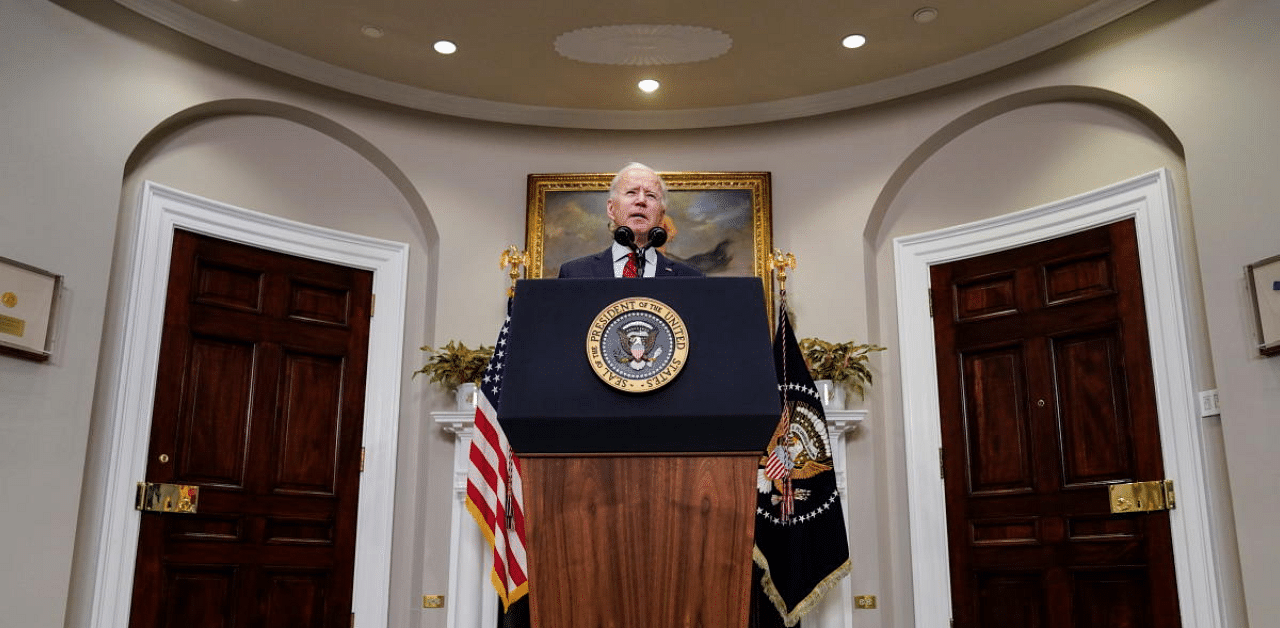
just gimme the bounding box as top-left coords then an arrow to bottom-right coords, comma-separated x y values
928,288 -> 934,317
1109,479 -> 1175,513
360,447 -> 366,473
371,294 -> 375,317
938,447 -> 945,480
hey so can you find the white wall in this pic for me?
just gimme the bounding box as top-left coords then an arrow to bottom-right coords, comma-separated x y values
0,0 -> 1275,626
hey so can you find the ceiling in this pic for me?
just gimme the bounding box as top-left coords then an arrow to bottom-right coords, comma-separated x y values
115,0 -> 1151,130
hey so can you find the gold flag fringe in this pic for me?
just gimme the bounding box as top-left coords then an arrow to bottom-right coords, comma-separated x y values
752,545 -> 851,627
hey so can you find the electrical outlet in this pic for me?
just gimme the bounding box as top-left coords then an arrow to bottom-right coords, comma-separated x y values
423,595 -> 444,609
854,595 -> 877,609
1198,389 -> 1220,417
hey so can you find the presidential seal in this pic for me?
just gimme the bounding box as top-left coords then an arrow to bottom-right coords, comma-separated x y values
586,297 -> 689,392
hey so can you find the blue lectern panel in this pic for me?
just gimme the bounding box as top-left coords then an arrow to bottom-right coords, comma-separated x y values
500,277 -> 780,454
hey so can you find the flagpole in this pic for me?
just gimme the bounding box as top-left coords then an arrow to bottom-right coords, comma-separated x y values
767,250 -> 798,524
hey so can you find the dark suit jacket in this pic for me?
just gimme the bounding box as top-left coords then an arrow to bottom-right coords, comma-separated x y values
558,248 -> 703,278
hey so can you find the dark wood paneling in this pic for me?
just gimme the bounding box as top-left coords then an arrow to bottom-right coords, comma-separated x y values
955,272 -> 1019,322
275,351 -> 344,494
177,337 -> 254,487
1071,569 -> 1149,628
287,279 -> 351,326
962,347 -> 1034,495
1043,253 -> 1115,306
160,567 -> 237,628
523,455 -> 756,628
933,220 -> 1181,628
167,515 -> 243,543
193,261 -> 263,313
131,229 -> 372,628
264,517 -> 336,546
971,518 -> 1040,545
1053,330 -> 1133,486
975,572 -> 1046,628
1067,516 -> 1139,541
262,570 -> 330,628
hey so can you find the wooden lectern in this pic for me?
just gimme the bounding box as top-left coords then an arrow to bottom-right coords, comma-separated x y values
500,278 -> 781,628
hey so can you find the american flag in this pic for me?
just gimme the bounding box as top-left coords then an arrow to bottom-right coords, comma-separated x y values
765,440 -> 794,481
465,300 -> 530,626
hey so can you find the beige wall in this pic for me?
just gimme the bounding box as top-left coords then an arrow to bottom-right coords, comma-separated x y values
1,0 -> 1275,626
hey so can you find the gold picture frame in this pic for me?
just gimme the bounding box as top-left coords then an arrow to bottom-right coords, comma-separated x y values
1246,254 -> 1280,357
526,171 -> 774,317
0,256 -> 62,362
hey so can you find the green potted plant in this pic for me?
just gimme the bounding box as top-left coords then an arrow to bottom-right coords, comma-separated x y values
414,340 -> 494,409
798,337 -> 886,409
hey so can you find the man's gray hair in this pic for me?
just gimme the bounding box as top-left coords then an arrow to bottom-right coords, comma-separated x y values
609,162 -> 669,200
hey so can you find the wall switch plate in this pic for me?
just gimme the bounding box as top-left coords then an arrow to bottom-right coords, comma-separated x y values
1198,389 -> 1220,417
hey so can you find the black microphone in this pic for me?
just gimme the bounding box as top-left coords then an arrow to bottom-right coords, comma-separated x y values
613,225 -> 636,248
646,226 -> 668,249
613,226 -> 667,276
613,225 -> 668,249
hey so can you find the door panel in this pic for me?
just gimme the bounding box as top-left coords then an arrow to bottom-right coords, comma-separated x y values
961,345 -> 1033,495
177,337 -> 255,485
933,219 -> 1181,628
1054,329 -> 1132,485
130,229 -> 372,628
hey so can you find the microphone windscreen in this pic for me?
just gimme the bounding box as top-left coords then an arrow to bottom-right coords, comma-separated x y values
613,226 -> 636,247
647,227 -> 668,249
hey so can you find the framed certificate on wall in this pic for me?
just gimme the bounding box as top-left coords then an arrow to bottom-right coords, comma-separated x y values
1246,254 -> 1280,357
0,256 -> 62,362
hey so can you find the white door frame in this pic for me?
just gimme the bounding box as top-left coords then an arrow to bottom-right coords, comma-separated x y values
893,169 -> 1226,628
85,181 -> 409,628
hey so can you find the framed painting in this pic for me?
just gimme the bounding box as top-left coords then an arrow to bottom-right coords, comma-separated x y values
1246,254 -> 1280,356
0,256 -> 62,362
526,171 -> 774,316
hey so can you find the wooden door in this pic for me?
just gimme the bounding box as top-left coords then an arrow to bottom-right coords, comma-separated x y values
129,229 -> 373,628
931,219 -> 1181,628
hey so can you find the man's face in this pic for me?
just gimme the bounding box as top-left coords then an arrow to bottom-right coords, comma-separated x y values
607,168 -> 666,247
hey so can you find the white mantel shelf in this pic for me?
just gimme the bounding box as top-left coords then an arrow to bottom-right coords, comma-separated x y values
429,407 -> 867,628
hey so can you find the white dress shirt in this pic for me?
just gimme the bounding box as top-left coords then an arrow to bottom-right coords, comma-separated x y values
611,242 -> 657,278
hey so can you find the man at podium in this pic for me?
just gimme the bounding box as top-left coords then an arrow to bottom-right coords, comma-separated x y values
558,162 -> 703,278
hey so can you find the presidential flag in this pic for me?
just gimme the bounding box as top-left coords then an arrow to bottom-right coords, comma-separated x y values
465,300 -> 531,627
751,305 -> 851,627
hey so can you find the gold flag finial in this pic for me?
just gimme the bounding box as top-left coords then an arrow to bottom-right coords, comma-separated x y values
768,248 -> 797,294
500,246 -> 528,297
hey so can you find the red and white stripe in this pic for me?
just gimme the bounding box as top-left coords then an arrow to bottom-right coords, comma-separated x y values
465,392 -> 529,608
765,446 -> 791,481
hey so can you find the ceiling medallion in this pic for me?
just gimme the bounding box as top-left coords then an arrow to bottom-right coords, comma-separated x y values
554,24 -> 732,66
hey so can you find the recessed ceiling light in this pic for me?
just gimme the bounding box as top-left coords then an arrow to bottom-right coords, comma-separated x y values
360,25 -> 384,38
914,7 -> 939,23
842,34 -> 867,49
433,40 -> 457,55
638,79 -> 660,93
